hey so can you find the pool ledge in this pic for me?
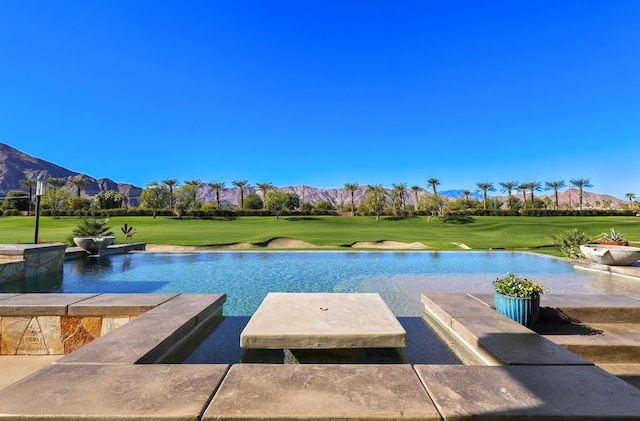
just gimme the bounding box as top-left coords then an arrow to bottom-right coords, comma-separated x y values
2,293 -> 640,419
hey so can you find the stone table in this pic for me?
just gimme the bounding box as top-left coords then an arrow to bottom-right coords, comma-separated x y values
240,293 -> 406,362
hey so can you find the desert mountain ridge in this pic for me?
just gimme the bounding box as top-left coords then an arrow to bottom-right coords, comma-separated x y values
0,142 -> 628,209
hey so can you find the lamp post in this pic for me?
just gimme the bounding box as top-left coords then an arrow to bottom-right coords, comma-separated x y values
34,180 -> 44,244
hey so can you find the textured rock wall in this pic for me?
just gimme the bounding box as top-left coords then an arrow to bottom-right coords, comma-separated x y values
0,315 -> 135,355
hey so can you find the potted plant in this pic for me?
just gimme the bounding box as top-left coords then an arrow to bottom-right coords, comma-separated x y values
72,217 -> 116,254
493,273 -> 545,328
600,228 -> 628,246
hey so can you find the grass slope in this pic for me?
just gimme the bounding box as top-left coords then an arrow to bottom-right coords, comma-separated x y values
1,215 -> 639,255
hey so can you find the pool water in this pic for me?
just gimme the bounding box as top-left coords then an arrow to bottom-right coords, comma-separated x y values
5,251 -> 639,365
4,251 -> 636,317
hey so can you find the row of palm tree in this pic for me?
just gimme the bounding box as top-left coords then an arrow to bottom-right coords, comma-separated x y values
16,175 -> 634,215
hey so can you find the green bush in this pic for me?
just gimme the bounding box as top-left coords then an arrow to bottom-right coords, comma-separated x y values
550,228 -> 594,258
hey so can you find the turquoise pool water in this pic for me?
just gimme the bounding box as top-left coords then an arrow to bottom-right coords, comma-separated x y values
4,251 -> 636,317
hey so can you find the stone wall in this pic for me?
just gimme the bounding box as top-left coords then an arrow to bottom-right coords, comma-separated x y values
0,314 -> 136,355
0,244 -> 65,283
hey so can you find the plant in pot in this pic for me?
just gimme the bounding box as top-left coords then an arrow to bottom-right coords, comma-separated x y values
493,273 -> 545,328
600,228 -> 628,246
71,216 -> 116,254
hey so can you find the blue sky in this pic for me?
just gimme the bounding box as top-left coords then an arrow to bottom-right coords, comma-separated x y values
1,1 -> 638,198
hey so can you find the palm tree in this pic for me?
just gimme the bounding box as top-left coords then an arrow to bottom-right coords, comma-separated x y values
208,182 -> 225,210
516,183 -> 528,209
232,180 -> 249,209
527,181 -> 542,208
410,185 -> 421,210
462,190 -> 472,200
256,182 -> 274,209
46,177 -> 66,190
70,175 -> 90,197
626,193 -> 636,209
545,180 -> 566,209
391,182 -> 407,212
184,179 -> 202,207
19,178 -> 37,215
570,178 -> 593,210
162,179 -> 179,211
475,182 -> 495,210
499,181 -> 519,206
344,183 -> 359,216
427,178 -> 440,196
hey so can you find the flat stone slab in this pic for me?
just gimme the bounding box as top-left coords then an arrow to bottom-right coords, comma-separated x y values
0,363 -> 227,420
67,293 -> 178,316
146,293 -> 226,324
240,293 -> 406,349
452,316 -> 590,365
204,364 -> 440,420
415,364 -> 640,419
0,293 -> 98,316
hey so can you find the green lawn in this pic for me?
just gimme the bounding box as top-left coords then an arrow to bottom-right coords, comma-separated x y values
2,215 -> 639,255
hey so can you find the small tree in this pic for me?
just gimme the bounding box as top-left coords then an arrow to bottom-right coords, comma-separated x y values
140,182 -> 169,218
313,200 -> 335,215
243,193 -> 264,210
365,185 -> 387,221
1,190 -> 30,212
265,191 -> 299,218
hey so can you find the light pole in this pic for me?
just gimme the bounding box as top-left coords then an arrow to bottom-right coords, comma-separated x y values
34,180 -> 44,244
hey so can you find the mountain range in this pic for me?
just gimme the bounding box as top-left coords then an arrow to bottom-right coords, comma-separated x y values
0,142 -> 627,209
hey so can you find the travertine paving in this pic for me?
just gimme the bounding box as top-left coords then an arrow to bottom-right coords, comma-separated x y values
204,364 -> 440,420
3,291 -> 640,419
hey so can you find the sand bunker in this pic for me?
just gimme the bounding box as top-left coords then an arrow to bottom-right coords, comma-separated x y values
146,238 -> 431,251
350,241 -> 430,249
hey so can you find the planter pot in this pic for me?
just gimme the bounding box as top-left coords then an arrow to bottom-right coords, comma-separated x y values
580,244 -> 640,266
73,236 -> 116,254
494,292 -> 540,328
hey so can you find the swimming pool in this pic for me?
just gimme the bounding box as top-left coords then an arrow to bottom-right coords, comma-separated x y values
3,251 -> 636,317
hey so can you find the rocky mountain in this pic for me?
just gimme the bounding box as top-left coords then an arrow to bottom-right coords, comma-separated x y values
0,142 -> 628,209
0,143 -> 142,202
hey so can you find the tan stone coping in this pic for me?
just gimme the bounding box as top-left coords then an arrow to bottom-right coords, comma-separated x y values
422,293 -> 591,366
2,293 -> 640,419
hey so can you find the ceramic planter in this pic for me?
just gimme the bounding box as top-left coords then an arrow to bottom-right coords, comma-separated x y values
494,292 -> 540,328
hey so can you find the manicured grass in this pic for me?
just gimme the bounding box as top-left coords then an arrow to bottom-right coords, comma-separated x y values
2,215 -> 639,255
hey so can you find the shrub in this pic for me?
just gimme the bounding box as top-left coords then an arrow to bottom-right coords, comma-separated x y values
550,228 -> 593,259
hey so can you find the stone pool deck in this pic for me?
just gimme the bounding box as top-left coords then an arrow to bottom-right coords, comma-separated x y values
2,293 -> 640,419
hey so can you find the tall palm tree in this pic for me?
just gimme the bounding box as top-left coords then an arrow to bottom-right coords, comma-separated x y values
499,181 -> 519,208
184,179 -> 202,207
517,183 -> 529,210
344,183 -> 359,216
70,175 -> 90,197
232,180 -> 249,209
527,181 -> 542,208
162,179 -> 179,211
256,182 -> 274,209
19,178 -> 37,215
391,182 -> 407,212
476,182 -> 495,210
545,180 -> 566,209
208,182 -> 225,210
626,193 -> 636,209
570,178 -> 592,210
427,178 -> 440,196
410,185 -> 421,210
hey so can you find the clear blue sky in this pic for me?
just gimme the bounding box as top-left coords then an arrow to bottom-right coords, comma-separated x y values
1,1 -> 638,198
